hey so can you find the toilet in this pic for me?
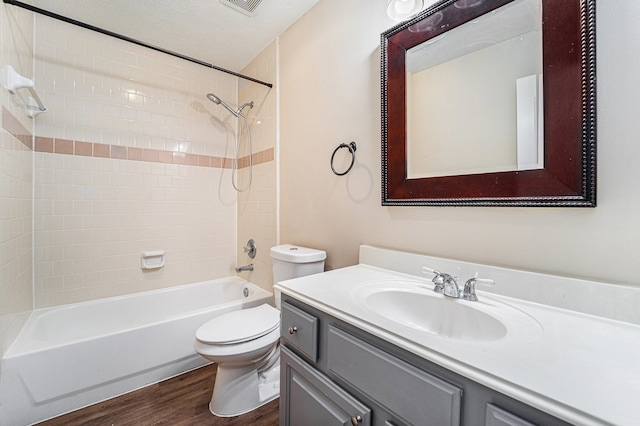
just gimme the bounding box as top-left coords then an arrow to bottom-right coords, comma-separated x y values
193,244 -> 326,417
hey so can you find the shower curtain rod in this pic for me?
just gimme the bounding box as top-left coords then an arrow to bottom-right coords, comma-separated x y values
3,0 -> 273,88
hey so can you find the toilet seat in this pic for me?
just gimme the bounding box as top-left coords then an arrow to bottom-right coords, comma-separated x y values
195,304 -> 280,345
194,327 -> 280,358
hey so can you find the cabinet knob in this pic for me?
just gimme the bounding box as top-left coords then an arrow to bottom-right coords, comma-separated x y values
351,415 -> 362,425
288,326 -> 298,335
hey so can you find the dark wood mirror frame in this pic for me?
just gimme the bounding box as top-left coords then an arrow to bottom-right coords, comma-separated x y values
381,0 -> 596,207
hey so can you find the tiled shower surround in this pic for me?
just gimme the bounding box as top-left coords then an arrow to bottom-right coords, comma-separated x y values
30,14 -> 276,307
1,3 -> 35,358
0,109 -> 33,354
237,41 -> 278,291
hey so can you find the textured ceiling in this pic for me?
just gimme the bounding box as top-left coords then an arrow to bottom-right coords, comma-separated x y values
31,0 -> 320,72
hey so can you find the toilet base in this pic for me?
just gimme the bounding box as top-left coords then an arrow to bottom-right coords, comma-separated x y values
209,352 -> 280,417
209,364 -> 280,417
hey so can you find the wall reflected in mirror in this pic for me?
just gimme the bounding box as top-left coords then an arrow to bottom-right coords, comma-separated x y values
406,0 -> 543,179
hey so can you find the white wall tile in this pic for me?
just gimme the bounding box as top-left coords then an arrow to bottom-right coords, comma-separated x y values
31,14 -> 241,307
236,40 -> 278,292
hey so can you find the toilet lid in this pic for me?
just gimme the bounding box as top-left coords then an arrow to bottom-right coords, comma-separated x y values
195,304 -> 280,344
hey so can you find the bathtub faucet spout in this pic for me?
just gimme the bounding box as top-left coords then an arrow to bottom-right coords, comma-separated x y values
235,264 -> 253,273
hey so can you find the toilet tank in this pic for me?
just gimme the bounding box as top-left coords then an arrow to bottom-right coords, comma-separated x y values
270,244 -> 326,284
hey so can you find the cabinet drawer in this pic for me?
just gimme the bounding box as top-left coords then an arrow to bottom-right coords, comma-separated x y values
281,301 -> 318,361
328,326 -> 462,426
281,346 -> 371,426
485,404 -> 536,426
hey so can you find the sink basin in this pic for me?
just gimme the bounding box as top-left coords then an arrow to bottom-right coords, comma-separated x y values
352,280 -> 541,343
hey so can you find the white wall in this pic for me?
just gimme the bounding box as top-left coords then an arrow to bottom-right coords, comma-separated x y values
279,0 -> 640,287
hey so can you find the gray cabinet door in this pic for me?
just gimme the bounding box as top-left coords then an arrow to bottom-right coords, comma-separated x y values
328,326 -> 462,426
281,346 -> 371,426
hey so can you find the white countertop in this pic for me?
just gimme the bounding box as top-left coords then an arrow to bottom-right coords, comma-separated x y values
275,262 -> 640,426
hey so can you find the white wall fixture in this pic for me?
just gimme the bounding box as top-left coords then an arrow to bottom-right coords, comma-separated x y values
220,0 -> 265,16
140,251 -> 166,270
387,0 -> 424,21
0,65 -> 48,118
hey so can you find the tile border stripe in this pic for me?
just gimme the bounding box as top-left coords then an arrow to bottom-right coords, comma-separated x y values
2,106 -> 33,149
33,137 -> 274,169
2,106 -> 273,169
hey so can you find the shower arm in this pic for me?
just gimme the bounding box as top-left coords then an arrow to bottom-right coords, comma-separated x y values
238,102 -> 254,116
206,93 -> 253,117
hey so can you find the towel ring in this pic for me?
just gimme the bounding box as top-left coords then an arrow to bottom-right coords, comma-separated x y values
331,141 -> 357,176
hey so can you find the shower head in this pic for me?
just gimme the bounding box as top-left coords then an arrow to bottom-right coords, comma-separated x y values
206,93 -> 253,118
206,92 -> 238,117
206,93 -> 221,105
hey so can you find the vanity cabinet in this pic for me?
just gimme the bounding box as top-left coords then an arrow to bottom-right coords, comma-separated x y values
281,347 -> 371,426
280,296 -> 571,426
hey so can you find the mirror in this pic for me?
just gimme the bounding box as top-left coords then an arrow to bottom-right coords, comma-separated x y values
381,0 -> 596,207
406,0 -> 543,178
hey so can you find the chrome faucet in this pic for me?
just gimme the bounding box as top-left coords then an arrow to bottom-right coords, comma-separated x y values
423,267 -> 494,301
423,268 -> 460,298
442,274 -> 462,298
235,264 -> 253,273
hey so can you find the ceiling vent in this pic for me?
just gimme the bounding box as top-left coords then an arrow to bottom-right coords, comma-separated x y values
220,0 -> 264,16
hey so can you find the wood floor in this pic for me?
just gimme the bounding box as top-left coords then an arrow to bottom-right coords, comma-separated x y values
36,364 -> 279,426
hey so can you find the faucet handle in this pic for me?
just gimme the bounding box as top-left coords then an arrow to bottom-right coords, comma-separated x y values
242,239 -> 257,259
421,266 -> 438,276
422,266 -> 446,294
461,275 -> 495,301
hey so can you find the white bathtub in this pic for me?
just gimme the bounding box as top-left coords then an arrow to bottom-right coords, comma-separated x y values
0,277 -> 273,426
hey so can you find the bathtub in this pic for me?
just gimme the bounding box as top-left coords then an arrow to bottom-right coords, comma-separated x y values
0,277 -> 273,426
